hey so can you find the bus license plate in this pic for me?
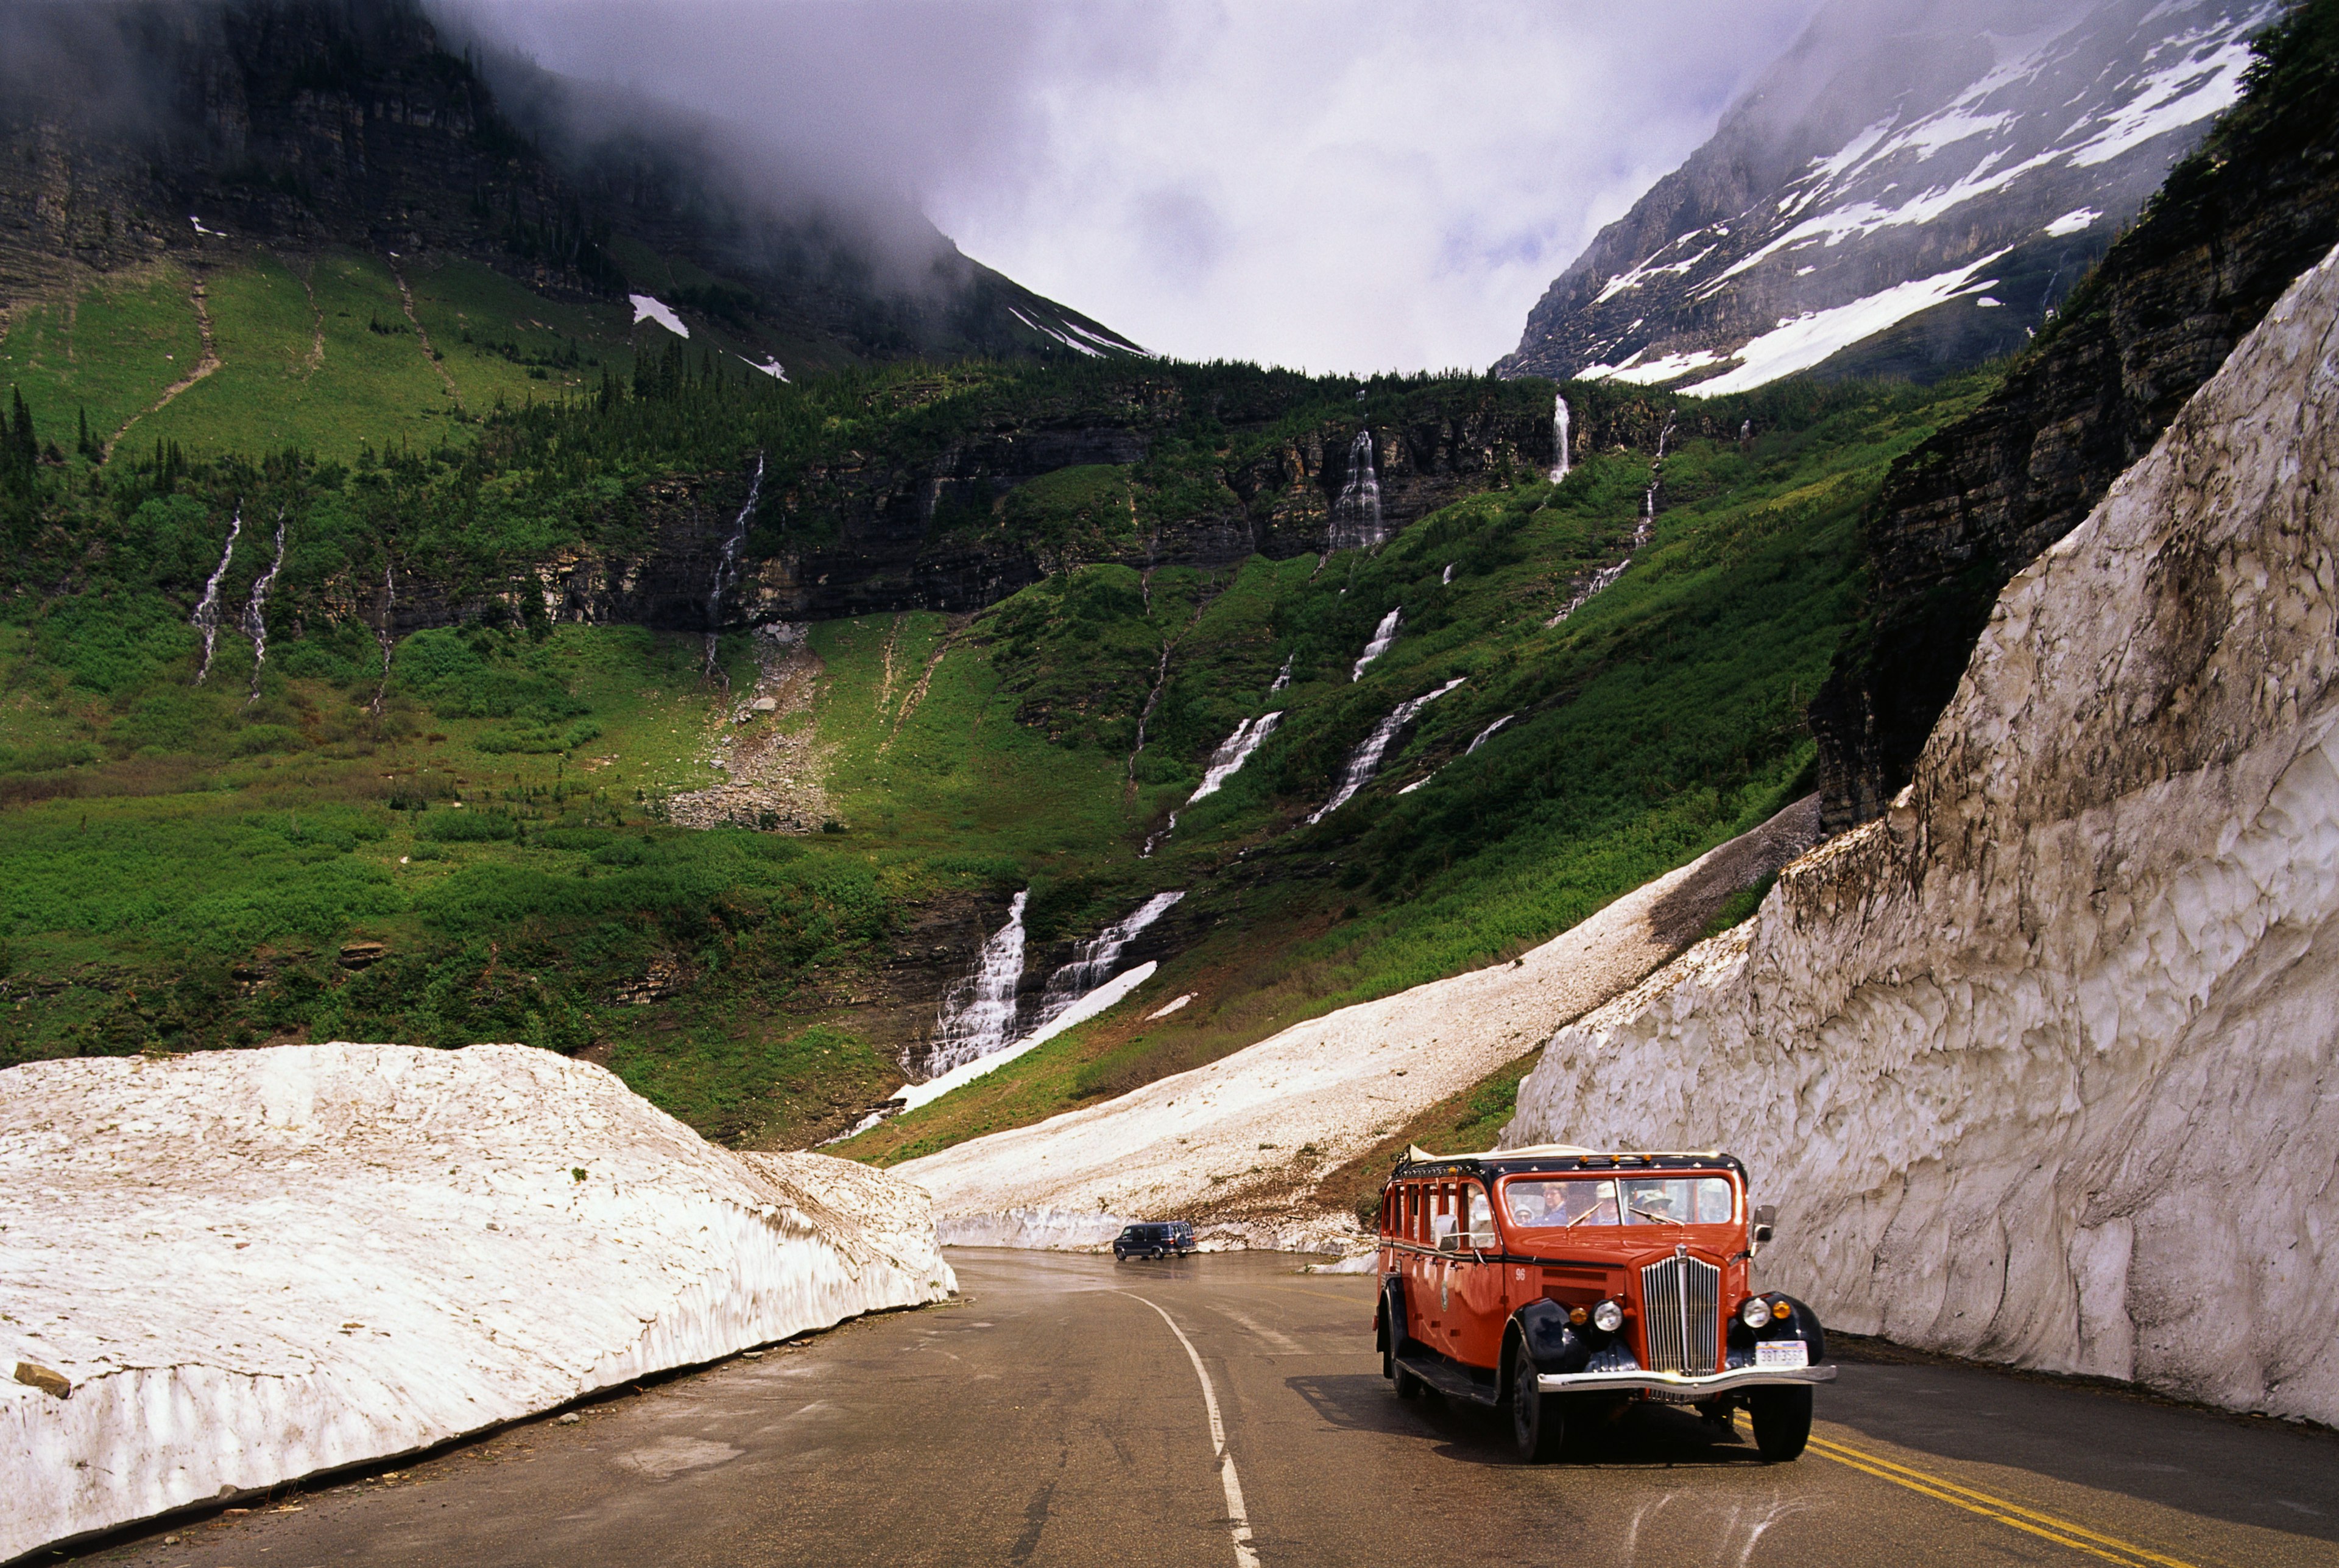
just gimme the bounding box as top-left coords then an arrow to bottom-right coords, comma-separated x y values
1755,1341 -> 1808,1369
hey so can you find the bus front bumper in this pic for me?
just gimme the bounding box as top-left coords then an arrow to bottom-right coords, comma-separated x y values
1536,1363 -> 1837,1397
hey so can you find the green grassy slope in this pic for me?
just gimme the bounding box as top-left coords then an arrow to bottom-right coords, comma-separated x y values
0,331 -> 1992,1153
839,374 -> 1988,1165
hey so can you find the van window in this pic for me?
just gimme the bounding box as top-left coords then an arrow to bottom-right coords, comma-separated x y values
1466,1184 -> 1492,1237
1430,1184 -> 1457,1245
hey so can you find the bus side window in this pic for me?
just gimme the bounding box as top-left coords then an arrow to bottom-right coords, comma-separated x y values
1430,1183 -> 1456,1244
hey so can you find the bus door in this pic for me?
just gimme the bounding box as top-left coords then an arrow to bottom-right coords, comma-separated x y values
1447,1180 -> 1509,1367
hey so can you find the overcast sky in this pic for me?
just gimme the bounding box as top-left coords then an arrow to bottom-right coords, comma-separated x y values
451,1 -> 1827,374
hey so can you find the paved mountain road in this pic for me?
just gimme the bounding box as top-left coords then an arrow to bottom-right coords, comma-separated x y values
79,1251 -> 2339,1568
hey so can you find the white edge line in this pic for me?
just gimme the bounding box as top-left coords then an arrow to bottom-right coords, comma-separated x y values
1123,1293 -> 1261,1568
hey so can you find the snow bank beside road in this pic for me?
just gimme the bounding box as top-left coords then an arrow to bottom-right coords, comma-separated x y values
0,1043 -> 954,1561
1508,244 -> 2339,1425
899,795 -> 1821,1250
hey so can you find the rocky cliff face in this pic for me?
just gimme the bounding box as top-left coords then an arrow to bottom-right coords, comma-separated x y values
353,381 -> 1695,637
1810,0 -> 2339,828
1498,0 -> 2277,395
1505,240 -> 2339,1423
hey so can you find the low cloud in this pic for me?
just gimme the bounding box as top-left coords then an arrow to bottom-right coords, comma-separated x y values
444,0 -> 1832,372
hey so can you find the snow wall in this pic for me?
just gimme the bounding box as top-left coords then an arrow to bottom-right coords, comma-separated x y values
1506,243 -> 2339,1424
0,1042 -> 956,1559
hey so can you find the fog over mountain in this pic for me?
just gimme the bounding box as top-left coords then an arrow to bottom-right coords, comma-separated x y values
434,0 -> 1838,373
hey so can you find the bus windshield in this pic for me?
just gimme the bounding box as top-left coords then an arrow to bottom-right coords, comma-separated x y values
1500,1175 -> 1736,1228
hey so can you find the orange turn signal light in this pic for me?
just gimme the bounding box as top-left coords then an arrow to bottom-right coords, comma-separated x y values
1773,1301 -> 1793,1319
1567,1306 -> 1587,1327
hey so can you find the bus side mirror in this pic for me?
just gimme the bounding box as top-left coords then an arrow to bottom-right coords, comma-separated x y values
1751,1205 -> 1777,1246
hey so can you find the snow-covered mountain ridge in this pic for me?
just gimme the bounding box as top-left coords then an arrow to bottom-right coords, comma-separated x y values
1500,0 -> 2281,393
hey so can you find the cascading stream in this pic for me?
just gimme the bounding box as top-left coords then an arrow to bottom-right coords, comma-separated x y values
1551,393 -> 1573,483
370,563 -> 397,715
1398,711 -> 1514,797
1466,714 -> 1515,754
1034,892 -> 1185,1027
1307,677 -> 1466,824
189,507 -> 242,683
1328,428 -> 1385,552
1548,409 -> 1676,628
241,515 -> 288,704
703,454 -> 766,682
1268,655 -> 1293,694
1188,712 -> 1283,804
922,890 -> 1028,1078
1351,608 -> 1402,681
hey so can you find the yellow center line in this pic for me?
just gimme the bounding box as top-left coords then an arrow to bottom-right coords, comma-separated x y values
1808,1435 -> 2203,1568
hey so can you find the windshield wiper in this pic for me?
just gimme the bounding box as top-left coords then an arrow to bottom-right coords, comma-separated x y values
1628,1206 -> 1682,1225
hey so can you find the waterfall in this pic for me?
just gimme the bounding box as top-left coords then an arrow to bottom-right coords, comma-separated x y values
1188,712 -> 1283,803
1442,563 -> 1455,585
1738,418 -> 1753,449
1639,409 -> 1678,540
241,515 -> 288,703
189,507 -> 242,683
1351,607 -> 1402,681
1466,714 -> 1515,754
1034,892 -> 1184,1026
1307,677 -> 1466,824
702,453 -> 766,680
1551,393 -> 1572,483
1546,558 -> 1632,628
923,891 -> 1029,1078
1268,655 -> 1293,694
370,563 -> 397,714
1398,710 -> 1514,798
1548,410 -> 1676,628
1328,429 -> 1385,552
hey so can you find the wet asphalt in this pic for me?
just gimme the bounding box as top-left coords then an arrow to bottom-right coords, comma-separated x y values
68,1249 -> 2339,1568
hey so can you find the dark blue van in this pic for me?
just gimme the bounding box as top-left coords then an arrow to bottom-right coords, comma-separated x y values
1112,1222 -> 1197,1260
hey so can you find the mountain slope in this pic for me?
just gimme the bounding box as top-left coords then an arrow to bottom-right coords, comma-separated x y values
0,0 -> 1134,379
1497,0 -> 2279,394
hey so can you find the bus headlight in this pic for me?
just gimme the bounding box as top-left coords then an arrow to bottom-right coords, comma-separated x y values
1591,1299 -> 1625,1334
1741,1297 -> 1775,1328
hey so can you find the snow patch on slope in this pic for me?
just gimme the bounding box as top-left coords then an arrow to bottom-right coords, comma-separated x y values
629,294 -> 690,339
1681,251 -> 2008,395
0,1044 -> 953,1559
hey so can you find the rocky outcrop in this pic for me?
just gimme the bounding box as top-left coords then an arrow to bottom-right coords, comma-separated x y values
1809,0 -> 2339,828
0,1042 -> 956,1559
1505,241 -> 2339,1423
336,381 -> 1700,636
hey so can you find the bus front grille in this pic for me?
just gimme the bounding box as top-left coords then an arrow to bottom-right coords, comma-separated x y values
1639,1251 -> 1721,1374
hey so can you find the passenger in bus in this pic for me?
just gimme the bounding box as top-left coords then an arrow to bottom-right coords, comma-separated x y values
1563,1180 -> 1621,1227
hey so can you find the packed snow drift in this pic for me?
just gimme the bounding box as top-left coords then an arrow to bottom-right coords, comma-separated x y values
900,796 -> 1821,1251
0,1043 -> 954,1559
1507,242 -> 2339,1424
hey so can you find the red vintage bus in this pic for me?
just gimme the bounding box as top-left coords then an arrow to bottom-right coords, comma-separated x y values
1372,1144 -> 1835,1462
